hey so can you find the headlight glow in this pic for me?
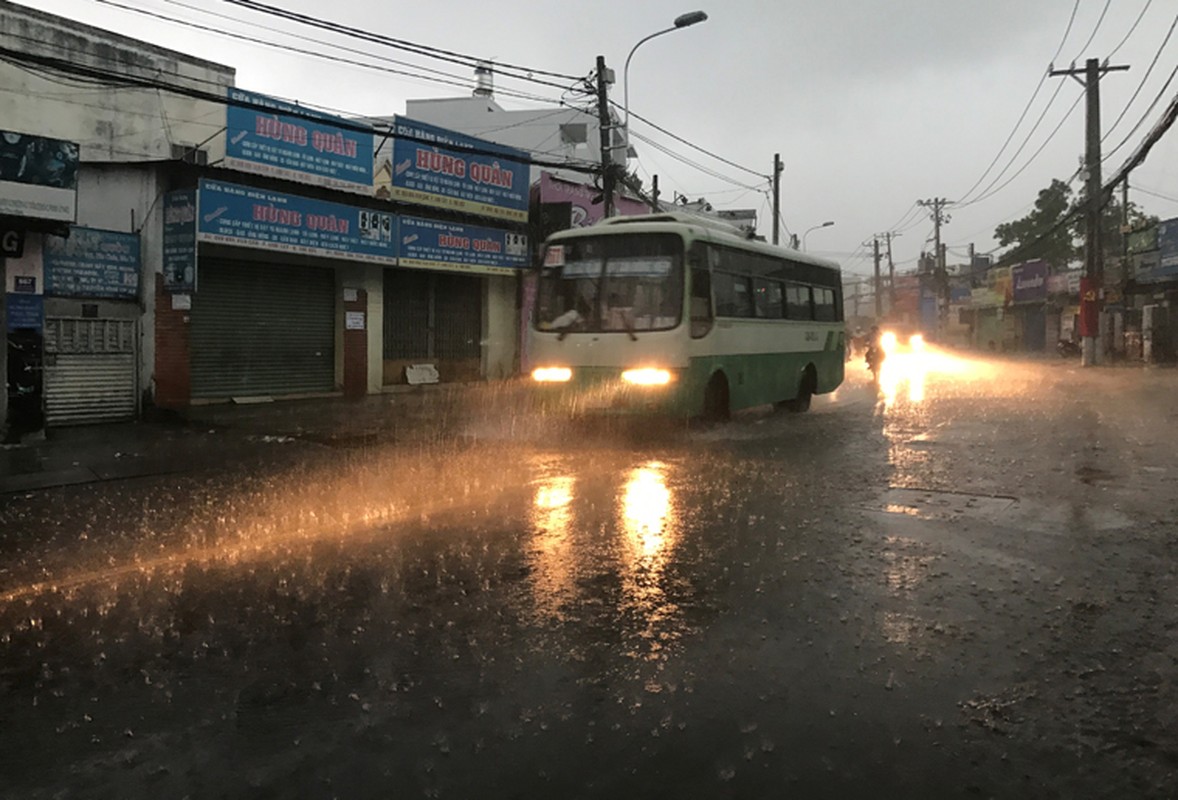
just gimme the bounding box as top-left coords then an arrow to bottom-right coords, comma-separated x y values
621,368 -> 672,386
532,366 -> 572,383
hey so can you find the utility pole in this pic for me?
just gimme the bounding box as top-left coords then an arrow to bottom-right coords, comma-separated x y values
918,198 -> 951,334
872,237 -> 882,318
594,55 -> 616,218
650,174 -> 660,212
771,153 -> 783,245
885,231 -> 897,312
1051,57 -> 1129,366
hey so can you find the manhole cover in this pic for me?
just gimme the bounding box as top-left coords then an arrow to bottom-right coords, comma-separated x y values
867,487 -> 1016,521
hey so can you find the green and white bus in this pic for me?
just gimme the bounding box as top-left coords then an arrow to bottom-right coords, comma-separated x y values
529,212 -> 845,418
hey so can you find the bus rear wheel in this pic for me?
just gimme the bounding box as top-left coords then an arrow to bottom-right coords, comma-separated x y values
702,373 -> 730,422
780,366 -> 816,413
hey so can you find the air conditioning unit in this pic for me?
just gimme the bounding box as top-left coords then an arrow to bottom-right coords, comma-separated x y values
171,143 -> 208,165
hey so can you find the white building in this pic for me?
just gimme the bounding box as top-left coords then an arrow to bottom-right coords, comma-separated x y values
1,3 -> 527,430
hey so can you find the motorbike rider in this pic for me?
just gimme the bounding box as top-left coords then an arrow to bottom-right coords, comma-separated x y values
865,325 -> 884,375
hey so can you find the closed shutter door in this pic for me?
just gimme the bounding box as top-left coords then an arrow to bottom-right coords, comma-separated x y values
191,259 -> 335,398
44,318 -> 137,425
383,268 -> 431,359
435,273 -> 482,360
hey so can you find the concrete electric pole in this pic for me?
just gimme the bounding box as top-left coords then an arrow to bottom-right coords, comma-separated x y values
918,198 -> 952,334
595,55 -> 616,218
885,231 -> 898,313
772,153 -> 783,245
872,237 -> 882,318
1050,58 -> 1129,366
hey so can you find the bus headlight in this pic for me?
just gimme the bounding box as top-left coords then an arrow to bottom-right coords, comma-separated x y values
621,368 -> 672,386
532,366 -> 572,383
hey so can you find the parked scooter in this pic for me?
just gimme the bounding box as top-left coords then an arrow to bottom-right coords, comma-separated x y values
1057,339 -> 1081,358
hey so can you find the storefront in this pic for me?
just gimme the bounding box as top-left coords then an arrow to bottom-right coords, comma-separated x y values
7,226 -> 141,426
382,216 -> 526,385
190,255 -> 336,398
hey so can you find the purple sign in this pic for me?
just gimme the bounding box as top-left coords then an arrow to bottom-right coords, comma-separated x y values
1012,260 -> 1048,303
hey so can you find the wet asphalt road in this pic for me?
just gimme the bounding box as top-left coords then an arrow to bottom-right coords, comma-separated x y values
2,352 -> 1178,799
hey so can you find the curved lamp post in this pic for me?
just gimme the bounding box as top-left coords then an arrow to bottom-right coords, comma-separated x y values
802,220 -> 834,251
621,11 -> 708,152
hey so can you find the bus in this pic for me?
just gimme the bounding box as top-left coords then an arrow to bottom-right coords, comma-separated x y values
529,212 -> 845,419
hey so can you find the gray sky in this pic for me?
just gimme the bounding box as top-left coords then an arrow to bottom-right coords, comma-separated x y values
30,0 -> 1178,277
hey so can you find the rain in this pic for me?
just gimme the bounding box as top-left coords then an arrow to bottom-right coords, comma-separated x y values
4,346 -> 1178,798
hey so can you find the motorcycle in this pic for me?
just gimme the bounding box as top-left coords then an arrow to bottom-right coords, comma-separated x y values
1057,339 -> 1081,358
865,344 -> 884,380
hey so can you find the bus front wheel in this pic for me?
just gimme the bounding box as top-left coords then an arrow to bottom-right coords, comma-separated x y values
702,373 -> 730,422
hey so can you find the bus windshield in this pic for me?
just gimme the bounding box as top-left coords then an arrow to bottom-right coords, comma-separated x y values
536,233 -> 684,334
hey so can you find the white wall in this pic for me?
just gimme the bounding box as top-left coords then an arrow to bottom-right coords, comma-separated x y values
483,275 -> 519,380
74,164 -> 164,395
0,1 -> 233,163
404,97 -> 613,185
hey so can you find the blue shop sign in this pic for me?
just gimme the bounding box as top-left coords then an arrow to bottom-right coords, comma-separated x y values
397,216 -> 527,276
6,293 -> 43,331
163,189 -> 197,293
44,227 -> 140,299
383,117 -> 529,223
196,179 -> 395,264
225,88 -> 374,193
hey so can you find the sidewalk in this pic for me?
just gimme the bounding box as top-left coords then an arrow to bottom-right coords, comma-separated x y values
0,381 -> 530,494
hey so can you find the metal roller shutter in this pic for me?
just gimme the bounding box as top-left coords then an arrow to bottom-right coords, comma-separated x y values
191,259 -> 335,398
383,268 -> 431,359
435,272 -> 482,360
43,318 -> 138,426
382,268 -> 482,361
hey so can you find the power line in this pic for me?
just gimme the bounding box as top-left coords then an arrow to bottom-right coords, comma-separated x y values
627,130 -> 763,191
1102,62 -> 1178,164
622,107 -> 768,179
1101,10 -> 1178,149
221,0 -> 581,89
959,88 -> 1085,208
954,79 -> 1074,209
90,0 -> 573,106
0,44 -> 599,176
1134,184 -> 1178,204
1107,0 -> 1154,58
1069,0 -> 1112,61
954,0 -> 1080,205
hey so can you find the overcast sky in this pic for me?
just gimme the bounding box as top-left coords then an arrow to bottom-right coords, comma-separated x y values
28,0 -> 1178,277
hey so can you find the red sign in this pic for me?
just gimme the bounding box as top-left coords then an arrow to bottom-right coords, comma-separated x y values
1078,277 -> 1100,337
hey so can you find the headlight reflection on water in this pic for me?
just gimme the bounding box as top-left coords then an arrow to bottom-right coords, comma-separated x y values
622,464 -> 673,556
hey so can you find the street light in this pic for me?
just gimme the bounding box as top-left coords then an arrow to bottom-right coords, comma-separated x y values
621,11 -> 708,151
802,220 -> 834,251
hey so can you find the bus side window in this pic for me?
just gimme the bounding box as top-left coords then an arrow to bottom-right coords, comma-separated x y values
690,267 -> 713,338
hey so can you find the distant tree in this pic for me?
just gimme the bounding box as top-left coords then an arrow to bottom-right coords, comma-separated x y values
994,179 -> 1076,269
996,178 -> 1160,269
1097,193 -> 1158,257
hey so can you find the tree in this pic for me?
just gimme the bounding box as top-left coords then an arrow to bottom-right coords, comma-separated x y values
1097,192 -> 1157,257
994,178 -> 1076,269
995,178 -> 1160,270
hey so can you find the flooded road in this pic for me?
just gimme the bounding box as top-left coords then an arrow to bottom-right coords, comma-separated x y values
3,351 -> 1178,798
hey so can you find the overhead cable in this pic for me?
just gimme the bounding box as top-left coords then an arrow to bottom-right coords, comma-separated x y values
221,0 -> 581,89
954,0 -> 1080,205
